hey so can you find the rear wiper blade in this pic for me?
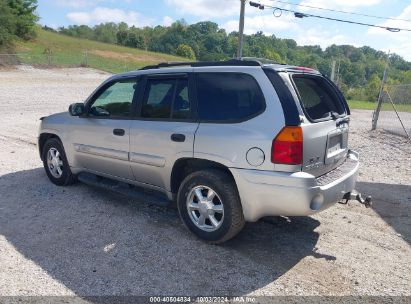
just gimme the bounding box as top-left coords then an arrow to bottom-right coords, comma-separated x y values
330,111 -> 340,120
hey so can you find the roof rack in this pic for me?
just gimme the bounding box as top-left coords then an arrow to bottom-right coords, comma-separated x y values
241,57 -> 283,65
139,59 -> 263,70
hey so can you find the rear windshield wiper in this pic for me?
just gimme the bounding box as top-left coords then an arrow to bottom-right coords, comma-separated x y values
329,111 -> 340,120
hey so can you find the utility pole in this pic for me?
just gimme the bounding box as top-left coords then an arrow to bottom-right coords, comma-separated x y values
372,51 -> 390,130
335,57 -> 341,87
237,0 -> 246,58
330,60 -> 336,82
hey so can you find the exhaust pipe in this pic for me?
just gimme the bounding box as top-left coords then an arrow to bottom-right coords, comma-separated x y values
339,191 -> 372,208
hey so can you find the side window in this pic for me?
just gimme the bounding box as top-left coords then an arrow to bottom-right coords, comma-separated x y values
173,79 -> 191,119
196,73 -> 265,121
142,79 -> 174,118
89,79 -> 137,117
141,77 -> 191,119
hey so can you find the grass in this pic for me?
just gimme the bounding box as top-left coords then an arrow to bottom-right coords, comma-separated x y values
14,29 -> 187,73
348,100 -> 411,112
10,31 -> 411,113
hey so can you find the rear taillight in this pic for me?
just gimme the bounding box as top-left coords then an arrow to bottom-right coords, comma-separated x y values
271,126 -> 303,165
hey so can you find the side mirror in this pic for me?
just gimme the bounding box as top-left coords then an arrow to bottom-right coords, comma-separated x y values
69,103 -> 85,116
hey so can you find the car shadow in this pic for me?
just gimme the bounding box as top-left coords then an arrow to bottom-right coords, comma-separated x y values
0,168 -> 325,296
356,181 -> 411,244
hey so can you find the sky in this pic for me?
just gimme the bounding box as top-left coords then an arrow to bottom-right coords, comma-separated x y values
37,0 -> 411,61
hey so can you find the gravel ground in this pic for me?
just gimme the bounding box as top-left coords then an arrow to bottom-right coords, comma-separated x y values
0,67 -> 410,297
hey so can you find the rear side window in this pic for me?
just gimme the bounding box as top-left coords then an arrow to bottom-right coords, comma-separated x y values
196,73 -> 265,121
293,75 -> 345,121
141,77 -> 191,119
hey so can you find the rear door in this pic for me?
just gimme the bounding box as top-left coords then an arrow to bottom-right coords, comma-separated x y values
129,73 -> 198,190
290,74 -> 350,177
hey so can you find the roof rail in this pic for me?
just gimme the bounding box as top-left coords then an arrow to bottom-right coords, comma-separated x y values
241,57 -> 283,65
139,59 -> 262,70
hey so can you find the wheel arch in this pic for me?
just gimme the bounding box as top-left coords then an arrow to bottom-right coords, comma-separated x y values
38,133 -> 62,161
170,158 -> 236,194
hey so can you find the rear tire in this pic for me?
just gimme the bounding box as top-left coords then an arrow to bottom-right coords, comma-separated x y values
42,138 -> 76,186
177,169 -> 245,244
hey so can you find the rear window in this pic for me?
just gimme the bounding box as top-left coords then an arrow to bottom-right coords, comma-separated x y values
293,75 -> 345,121
196,73 -> 265,121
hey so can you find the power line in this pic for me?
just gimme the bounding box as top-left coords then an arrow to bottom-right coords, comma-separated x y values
269,0 -> 411,23
249,1 -> 411,32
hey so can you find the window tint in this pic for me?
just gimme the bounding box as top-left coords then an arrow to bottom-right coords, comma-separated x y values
90,79 -> 136,117
173,79 -> 191,119
293,76 -> 345,121
141,77 -> 191,119
196,73 -> 265,121
142,79 -> 174,118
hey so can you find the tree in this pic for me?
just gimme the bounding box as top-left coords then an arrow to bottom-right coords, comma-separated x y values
94,23 -> 118,44
0,0 -> 16,47
0,0 -> 38,47
176,44 -> 196,59
365,74 -> 381,101
53,19 -> 410,95
264,49 -> 282,63
116,30 -> 128,46
125,32 -> 146,49
7,0 -> 38,40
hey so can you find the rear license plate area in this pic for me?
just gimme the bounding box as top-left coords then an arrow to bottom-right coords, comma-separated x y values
325,130 -> 348,164
328,134 -> 342,156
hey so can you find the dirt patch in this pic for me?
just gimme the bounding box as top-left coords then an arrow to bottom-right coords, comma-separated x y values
91,49 -> 162,63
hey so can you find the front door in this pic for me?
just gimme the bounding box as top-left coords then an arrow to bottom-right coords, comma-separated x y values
71,77 -> 139,180
129,74 -> 198,190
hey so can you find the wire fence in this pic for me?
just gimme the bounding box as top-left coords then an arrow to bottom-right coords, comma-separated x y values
0,52 -> 84,66
0,52 -> 139,73
373,84 -> 411,140
2,52 -> 410,141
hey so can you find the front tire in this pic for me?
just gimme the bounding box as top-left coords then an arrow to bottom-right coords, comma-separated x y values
42,138 -> 76,186
177,169 -> 245,244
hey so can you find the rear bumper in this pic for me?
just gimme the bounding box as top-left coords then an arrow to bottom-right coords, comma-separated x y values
230,150 -> 360,222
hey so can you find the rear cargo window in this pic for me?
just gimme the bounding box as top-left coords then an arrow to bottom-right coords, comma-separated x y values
196,73 -> 265,122
292,75 -> 345,121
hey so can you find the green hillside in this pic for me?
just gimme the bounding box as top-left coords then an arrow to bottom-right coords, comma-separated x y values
15,29 -> 187,73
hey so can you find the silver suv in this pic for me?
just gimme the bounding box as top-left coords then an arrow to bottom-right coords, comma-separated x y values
38,59 -> 364,243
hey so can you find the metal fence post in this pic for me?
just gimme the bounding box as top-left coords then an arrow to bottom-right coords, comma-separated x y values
372,53 -> 390,130
47,49 -> 52,65
83,49 -> 88,66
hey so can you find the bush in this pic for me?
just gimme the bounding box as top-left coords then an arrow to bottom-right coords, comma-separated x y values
176,44 -> 196,60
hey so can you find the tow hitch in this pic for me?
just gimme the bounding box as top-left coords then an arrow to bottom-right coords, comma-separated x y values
339,191 -> 372,208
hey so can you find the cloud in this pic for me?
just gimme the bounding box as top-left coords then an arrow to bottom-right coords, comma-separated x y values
222,13 -> 361,55
55,0 -> 109,9
299,0 -> 382,10
222,13 -> 299,34
368,4 -> 411,34
162,16 -> 174,27
367,4 -> 411,60
296,28 -> 359,48
165,0 -> 239,18
66,7 -> 154,26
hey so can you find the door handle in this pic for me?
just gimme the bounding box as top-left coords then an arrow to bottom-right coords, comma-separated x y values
113,128 -> 125,136
171,133 -> 185,142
